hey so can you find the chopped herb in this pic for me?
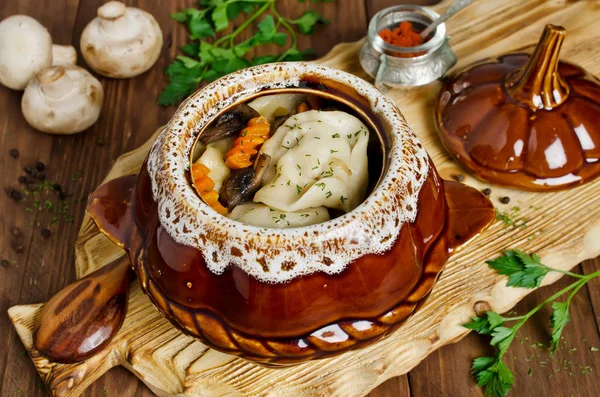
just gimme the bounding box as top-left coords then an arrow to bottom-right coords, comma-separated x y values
296,184 -> 302,194
315,182 -> 326,190
330,149 -> 338,154
325,191 -> 332,199
340,196 -> 348,204
332,133 -> 340,138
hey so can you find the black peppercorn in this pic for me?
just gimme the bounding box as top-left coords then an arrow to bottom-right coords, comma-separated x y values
0,259 -> 10,268
53,183 -> 62,192
9,148 -> 19,158
40,228 -> 51,238
8,189 -> 22,201
500,196 -> 511,204
451,174 -> 465,182
36,162 -> 45,172
23,166 -> 32,175
482,188 -> 492,196
18,176 -> 28,184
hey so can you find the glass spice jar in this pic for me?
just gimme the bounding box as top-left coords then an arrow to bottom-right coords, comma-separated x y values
360,5 -> 457,90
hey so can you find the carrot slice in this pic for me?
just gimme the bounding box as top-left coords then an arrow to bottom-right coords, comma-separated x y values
191,162 -> 227,215
296,102 -> 310,113
224,116 -> 271,170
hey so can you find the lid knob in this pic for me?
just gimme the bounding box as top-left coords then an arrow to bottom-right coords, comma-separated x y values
505,24 -> 570,110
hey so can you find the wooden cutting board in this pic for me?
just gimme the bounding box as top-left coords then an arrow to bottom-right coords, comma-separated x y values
8,0 -> 600,396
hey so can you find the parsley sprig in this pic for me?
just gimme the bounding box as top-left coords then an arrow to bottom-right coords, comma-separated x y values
464,249 -> 600,397
159,0 -> 332,105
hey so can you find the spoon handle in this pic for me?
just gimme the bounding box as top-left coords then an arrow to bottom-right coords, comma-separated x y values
420,0 -> 475,39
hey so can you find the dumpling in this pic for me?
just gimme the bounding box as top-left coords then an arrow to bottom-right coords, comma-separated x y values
248,94 -> 306,122
228,203 -> 330,228
196,138 -> 233,192
254,110 -> 369,213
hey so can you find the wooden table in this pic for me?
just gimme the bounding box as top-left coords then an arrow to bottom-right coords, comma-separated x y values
1,1 -> 599,396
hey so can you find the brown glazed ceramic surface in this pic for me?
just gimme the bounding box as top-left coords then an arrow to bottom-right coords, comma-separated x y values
435,25 -> 600,191
87,63 -> 494,365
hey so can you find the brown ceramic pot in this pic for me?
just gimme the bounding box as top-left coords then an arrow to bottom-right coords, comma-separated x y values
86,63 -> 494,366
435,25 -> 600,191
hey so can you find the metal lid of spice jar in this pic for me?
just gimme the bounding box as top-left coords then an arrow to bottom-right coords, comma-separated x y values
359,5 -> 456,90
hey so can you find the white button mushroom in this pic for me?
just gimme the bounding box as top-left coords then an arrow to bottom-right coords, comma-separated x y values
22,65 -> 104,134
80,1 -> 163,78
52,45 -> 77,66
0,15 -> 52,90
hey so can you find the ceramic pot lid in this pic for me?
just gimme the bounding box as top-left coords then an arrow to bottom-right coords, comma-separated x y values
435,24 -> 600,191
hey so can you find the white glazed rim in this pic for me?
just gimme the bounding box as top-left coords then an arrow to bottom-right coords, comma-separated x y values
147,62 -> 430,283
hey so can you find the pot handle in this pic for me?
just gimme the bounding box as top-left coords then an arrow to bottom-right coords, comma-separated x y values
87,174 -> 137,249
34,255 -> 133,363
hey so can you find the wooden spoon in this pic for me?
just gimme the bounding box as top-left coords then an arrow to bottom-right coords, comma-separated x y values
34,255 -> 133,363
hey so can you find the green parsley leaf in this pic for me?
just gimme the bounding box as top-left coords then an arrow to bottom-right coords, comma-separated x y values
251,55 -> 280,65
291,10 -> 331,34
171,11 -> 188,22
160,1 -> 332,105
549,301 -> 570,351
487,249 -> 549,289
181,42 -> 200,56
189,17 -> 215,39
212,3 -> 230,31
464,311 -> 506,335
490,326 -> 516,353
472,356 -> 514,397
178,56 -> 200,68
227,2 -> 257,19
158,60 -> 203,105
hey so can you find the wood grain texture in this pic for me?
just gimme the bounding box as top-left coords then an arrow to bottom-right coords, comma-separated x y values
3,0 -> 600,396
